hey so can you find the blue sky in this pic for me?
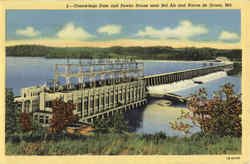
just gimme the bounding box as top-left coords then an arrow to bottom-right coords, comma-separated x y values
6,10 -> 241,48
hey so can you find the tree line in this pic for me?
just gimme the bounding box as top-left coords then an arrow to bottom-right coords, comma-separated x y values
6,45 -> 242,61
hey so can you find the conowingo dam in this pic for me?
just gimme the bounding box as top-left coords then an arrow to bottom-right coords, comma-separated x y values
14,58 -> 233,127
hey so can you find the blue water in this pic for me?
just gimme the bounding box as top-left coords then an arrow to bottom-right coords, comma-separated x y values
6,57 -> 221,96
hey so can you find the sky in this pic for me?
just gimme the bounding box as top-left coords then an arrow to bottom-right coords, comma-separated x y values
6,10 -> 241,49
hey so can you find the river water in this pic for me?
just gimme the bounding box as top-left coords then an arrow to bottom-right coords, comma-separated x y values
6,57 -> 241,136
135,73 -> 241,136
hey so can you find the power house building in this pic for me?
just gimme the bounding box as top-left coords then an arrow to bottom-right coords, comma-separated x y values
14,59 -> 147,127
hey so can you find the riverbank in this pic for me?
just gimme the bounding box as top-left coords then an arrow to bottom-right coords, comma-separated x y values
6,97 -> 242,156
5,100 -> 241,155
5,131 -> 241,155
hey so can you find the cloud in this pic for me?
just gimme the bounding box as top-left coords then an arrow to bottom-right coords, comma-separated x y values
136,20 -> 208,40
97,24 -> 122,35
16,26 -> 40,37
56,23 -> 94,40
219,31 -> 240,40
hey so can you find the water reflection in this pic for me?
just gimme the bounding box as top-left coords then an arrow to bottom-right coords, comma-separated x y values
126,99 -> 200,137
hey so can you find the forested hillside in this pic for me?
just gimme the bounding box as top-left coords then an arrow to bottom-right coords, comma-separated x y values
6,45 -> 242,61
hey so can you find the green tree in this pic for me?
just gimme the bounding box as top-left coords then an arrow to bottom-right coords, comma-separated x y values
93,112 -> 129,133
5,88 -> 20,136
170,83 -> 242,137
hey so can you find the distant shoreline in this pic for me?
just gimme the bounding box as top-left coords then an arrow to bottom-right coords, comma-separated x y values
6,45 -> 242,62
6,56 -> 217,63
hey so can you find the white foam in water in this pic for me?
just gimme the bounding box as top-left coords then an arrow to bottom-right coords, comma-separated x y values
148,71 -> 227,93
193,71 -> 227,83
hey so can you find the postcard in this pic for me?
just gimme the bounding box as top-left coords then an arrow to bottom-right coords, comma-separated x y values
0,0 -> 249,164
